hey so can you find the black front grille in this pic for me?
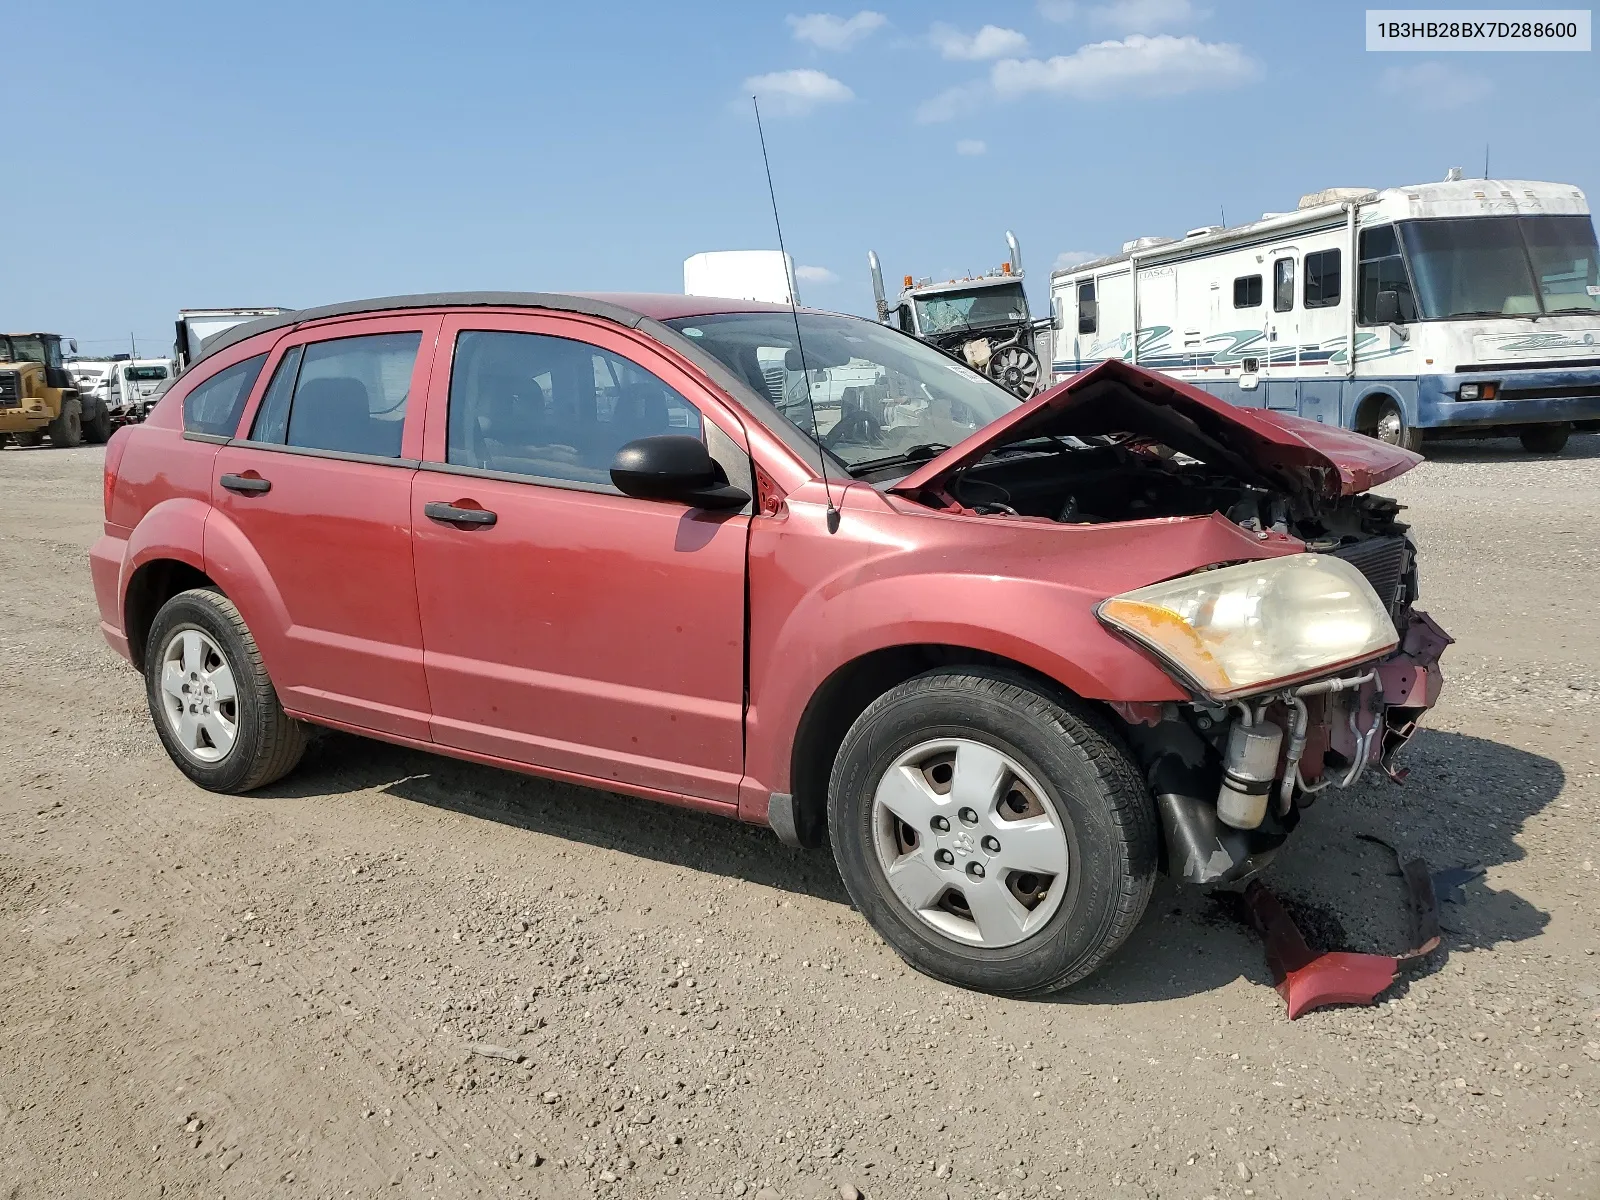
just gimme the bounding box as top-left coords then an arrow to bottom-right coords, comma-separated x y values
1497,383 -> 1600,402
0,370 -> 19,408
1330,535 -> 1410,615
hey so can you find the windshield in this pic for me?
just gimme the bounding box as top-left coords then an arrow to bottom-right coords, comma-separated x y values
0,336 -> 47,365
913,282 -> 1028,337
1399,214 -> 1600,318
664,311 -> 1024,473
125,365 -> 169,381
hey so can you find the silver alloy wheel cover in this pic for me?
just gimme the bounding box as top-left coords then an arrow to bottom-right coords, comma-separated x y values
870,738 -> 1070,948
157,627 -> 240,764
1375,406 -> 1403,444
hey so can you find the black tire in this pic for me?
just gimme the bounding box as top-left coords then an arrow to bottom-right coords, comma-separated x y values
46,397 -> 83,447
1366,397 -> 1423,454
82,404 -> 114,444
144,587 -> 307,793
14,430 -> 44,447
827,667 -> 1159,997
1519,424 -> 1570,455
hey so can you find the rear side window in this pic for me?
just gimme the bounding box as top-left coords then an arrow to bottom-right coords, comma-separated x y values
249,333 -> 421,458
1233,274 -> 1262,308
1304,249 -> 1341,309
182,353 -> 267,436
447,330 -> 702,487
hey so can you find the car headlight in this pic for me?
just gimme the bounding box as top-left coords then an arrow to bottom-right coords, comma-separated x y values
1096,554 -> 1398,701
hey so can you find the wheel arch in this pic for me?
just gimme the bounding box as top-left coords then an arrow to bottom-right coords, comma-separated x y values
124,558 -> 220,669
784,643 -> 1100,850
1351,384 -> 1409,433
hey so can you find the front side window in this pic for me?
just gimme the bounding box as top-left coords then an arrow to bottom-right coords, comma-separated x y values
1233,274 -> 1262,308
182,353 -> 268,436
447,330 -> 703,486
663,311 -> 1022,475
249,332 -> 420,457
1358,224 -> 1417,324
1273,258 -> 1295,312
1304,249 -> 1341,309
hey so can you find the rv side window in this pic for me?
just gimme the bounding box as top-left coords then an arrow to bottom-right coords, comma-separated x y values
1077,279 -> 1097,334
1357,225 -> 1417,324
1304,249 -> 1341,309
1232,274 -> 1262,308
1273,259 -> 1295,312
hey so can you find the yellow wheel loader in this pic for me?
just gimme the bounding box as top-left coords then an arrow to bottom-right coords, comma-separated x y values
0,333 -> 112,448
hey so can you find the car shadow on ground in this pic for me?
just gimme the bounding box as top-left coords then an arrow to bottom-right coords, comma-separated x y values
258,724 -> 1558,1008
1422,432 -> 1600,462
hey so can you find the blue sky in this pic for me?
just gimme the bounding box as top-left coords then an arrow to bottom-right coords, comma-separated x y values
6,0 -> 1596,356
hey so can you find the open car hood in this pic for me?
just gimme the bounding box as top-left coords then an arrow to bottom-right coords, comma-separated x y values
888,359 -> 1421,503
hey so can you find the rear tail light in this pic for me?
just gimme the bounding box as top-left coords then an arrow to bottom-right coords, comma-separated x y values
103,426 -> 130,520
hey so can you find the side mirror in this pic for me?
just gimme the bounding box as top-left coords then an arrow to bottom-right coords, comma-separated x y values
1374,290 -> 1402,326
1077,299 -> 1097,335
610,435 -> 750,511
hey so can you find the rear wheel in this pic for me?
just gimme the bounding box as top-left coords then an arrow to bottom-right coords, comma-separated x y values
46,398 -> 83,447
14,430 -> 44,448
827,668 -> 1158,996
82,404 -> 114,444
1367,398 -> 1423,453
1519,424 -> 1570,455
144,588 -> 307,793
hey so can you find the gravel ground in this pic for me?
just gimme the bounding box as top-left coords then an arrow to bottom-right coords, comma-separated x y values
1,434 -> 1597,1200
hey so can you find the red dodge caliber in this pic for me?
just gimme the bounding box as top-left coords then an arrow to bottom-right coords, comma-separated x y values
91,293 -> 1449,995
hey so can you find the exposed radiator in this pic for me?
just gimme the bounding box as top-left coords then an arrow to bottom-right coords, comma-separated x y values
1330,534 -> 1410,616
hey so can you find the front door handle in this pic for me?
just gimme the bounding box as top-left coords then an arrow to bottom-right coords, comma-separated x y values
425,500 -> 498,528
220,472 -> 271,495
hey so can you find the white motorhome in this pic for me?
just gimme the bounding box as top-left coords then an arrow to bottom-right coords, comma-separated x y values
174,307 -> 290,371
1050,176 -> 1600,453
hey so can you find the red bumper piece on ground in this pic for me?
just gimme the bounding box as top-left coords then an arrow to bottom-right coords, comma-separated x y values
1244,855 -> 1440,1019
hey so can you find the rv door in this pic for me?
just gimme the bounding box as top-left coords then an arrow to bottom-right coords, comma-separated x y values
1262,251 -> 1299,412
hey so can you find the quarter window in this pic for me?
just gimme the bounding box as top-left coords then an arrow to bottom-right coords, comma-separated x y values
182,353 -> 268,437
1273,258 -> 1296,312
446,330 -> 703,487
1232,274 -> 1262,308
249,332 -> 421,457
1358,225 -> 1418,324
1304,249 -> 1341,309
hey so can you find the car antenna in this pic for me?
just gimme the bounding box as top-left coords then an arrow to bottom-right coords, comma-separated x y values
752,95 -> 840,534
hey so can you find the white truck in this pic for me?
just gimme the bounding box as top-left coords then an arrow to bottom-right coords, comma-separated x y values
174,307 -> 290,372
1050,175 -> 1600,453
869,232 -> 1052,398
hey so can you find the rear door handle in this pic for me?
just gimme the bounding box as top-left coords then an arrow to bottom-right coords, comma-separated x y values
220,472 -> 271,495
425,500 -> 497,528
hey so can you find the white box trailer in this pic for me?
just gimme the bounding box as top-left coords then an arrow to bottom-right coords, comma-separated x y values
174,307 -> 290,372
1050,176 -> 1600,453
684,251 -> 798,306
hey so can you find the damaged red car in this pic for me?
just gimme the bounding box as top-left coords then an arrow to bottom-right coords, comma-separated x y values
90,293 -> 1449,996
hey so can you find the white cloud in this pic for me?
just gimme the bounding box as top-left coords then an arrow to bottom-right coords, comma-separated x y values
930,23 -> 1029,61
956,139 -> 988,156
1089,0 -> 1205,34
745,69 -> 855,116
1054,250 -> 1101,269
795,265 -> 838,284
1037,0 -> 1077,20
786,11 -> 887,51
1380,60 -> 1486,112
991,35 -> 1256,99
915,81 -> 986,124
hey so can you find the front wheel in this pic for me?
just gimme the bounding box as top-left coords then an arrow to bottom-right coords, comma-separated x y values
1368,398 -> 1423,453
1519,424 -> 1570,455
144,588 -> 307,793
46,398 -> 83,447
827,668 -> 1158,997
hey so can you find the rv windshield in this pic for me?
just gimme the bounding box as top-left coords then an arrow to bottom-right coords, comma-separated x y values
914,282 -> 1028,336
663,311 -> 1022,473
1399,214 -> 1600,318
